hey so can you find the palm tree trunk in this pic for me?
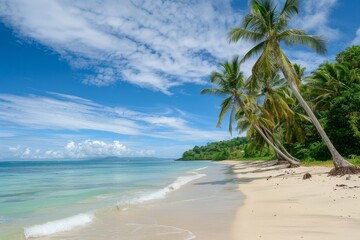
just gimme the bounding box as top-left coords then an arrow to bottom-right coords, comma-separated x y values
276,139 -> 301,162
253,124 -> 300,166
263,129 -> 285,164
263,128 -> 301,162
235,98 -> 300,166
287,82 -> 352,168
275,47 -> 353,169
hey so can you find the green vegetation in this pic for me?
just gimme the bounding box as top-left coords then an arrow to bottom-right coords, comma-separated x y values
228,0 -> 356,174
336,45 -> 360,71
180,137 -> 274,161
181,0 -> 360,174
285,50 -> 360,162
200,56 -> 300,165
303,156 -> 360,168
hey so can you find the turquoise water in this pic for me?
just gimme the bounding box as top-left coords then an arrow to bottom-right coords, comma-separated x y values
0,157 -> 212,239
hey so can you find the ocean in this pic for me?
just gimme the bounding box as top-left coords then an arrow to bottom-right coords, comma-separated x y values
0,157 -> 213,240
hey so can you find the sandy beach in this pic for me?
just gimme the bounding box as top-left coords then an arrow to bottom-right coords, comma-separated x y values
14,160 -> 360,240
228,160 -> 360,240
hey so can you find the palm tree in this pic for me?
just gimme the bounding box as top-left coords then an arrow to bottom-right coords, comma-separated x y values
229,0 -> 357,174
257,72 -> 304,162
201,56 -> 300,166
293,63 -> 305,88
305,62 -> 359,112
243,95 -> 301,164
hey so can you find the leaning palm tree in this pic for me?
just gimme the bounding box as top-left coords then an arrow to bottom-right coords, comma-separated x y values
229,0 -> 357,174
243,96 -> 301,164
257,72 -> 304,162
201,56 -> 300,166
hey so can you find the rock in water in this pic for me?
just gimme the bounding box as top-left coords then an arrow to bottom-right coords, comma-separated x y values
303,173 -> 312,180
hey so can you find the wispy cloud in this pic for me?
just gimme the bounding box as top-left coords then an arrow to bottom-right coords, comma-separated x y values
291,0 -> 339,41
0,0 -> 250,94
0,92 -> 229,142
0,0 -> 340,88
287,51 -> 328,73
0,91 -> 233,159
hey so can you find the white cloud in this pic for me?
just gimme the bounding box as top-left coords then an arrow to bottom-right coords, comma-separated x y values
292,0 -> 339,40
0,92 -> 229,143
351,27 -> 360,45
0,0 -> 249,94
287,50 -> 328,73
6,140 -> 155,159
0,93 -> 142,135
64,140 -> 128,158
8,145 -> 21,152
0,0 -> 338,90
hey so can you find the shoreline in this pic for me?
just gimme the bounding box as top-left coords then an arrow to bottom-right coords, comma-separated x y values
7,160 -> 360,239
32,163 -> 241,240
225,160 -> 360,239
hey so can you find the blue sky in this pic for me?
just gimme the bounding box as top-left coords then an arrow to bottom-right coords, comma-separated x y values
0,0 -> 359,160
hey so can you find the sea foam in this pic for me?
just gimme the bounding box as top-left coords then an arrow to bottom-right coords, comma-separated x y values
193,166 -> 208,172
0,216 -> 7,224
133,170 -> 206,204
24,168 -> 207,238
24,213 -> 94,239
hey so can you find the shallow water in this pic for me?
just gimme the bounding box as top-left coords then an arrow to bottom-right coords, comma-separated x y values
35,163 -> 241,240
0,158 -> 212,240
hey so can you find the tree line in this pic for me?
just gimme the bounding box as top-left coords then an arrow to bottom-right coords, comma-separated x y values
180,137 -> 274,161
182,0 -> 360,175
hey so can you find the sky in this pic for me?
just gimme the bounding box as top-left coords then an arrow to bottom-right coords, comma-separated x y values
0,0 -> 359,160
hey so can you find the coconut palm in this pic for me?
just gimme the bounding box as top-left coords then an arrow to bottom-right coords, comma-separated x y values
305,62 -> 360,112
243,95 -> 301,164
256,72 -> 305,162
229,0 -> 357,174
201,56 -> 300,166
293,63 -> 305,87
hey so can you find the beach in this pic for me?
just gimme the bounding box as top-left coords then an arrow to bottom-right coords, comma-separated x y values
31,164 -> 241,240
0,159 -> 218,240
0,159 -> 241,240
228,161 -> 360,240
2,160 -> 360,240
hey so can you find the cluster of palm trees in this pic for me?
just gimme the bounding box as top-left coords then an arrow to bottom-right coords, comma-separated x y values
202,0 -> 359,175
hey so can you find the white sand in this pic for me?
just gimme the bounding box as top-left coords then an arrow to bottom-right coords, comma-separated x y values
227,161 -> 360,240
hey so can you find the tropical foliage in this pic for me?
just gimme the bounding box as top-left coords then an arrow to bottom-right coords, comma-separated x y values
180,137 -> 273,161
181,0 -> 360,175
201,57 -> 300,165
285,47 -> 360,161
336,45 -> 360,71
228,0 -> 357,174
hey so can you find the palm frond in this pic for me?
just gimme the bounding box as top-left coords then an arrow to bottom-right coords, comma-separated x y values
279,0 -> 299,19
217,96 -> 233,128
228,28 -> 264,43
200,88 -> 227,96
240,40 -> 267,64
279,29 -> 327,54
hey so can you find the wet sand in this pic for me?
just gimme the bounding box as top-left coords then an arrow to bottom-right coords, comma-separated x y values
35,164 -> 241,240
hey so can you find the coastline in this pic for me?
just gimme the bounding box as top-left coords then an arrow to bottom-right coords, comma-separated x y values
225,160 -> 360,239
31,163 -> 241,240
7,160 -> 360,240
